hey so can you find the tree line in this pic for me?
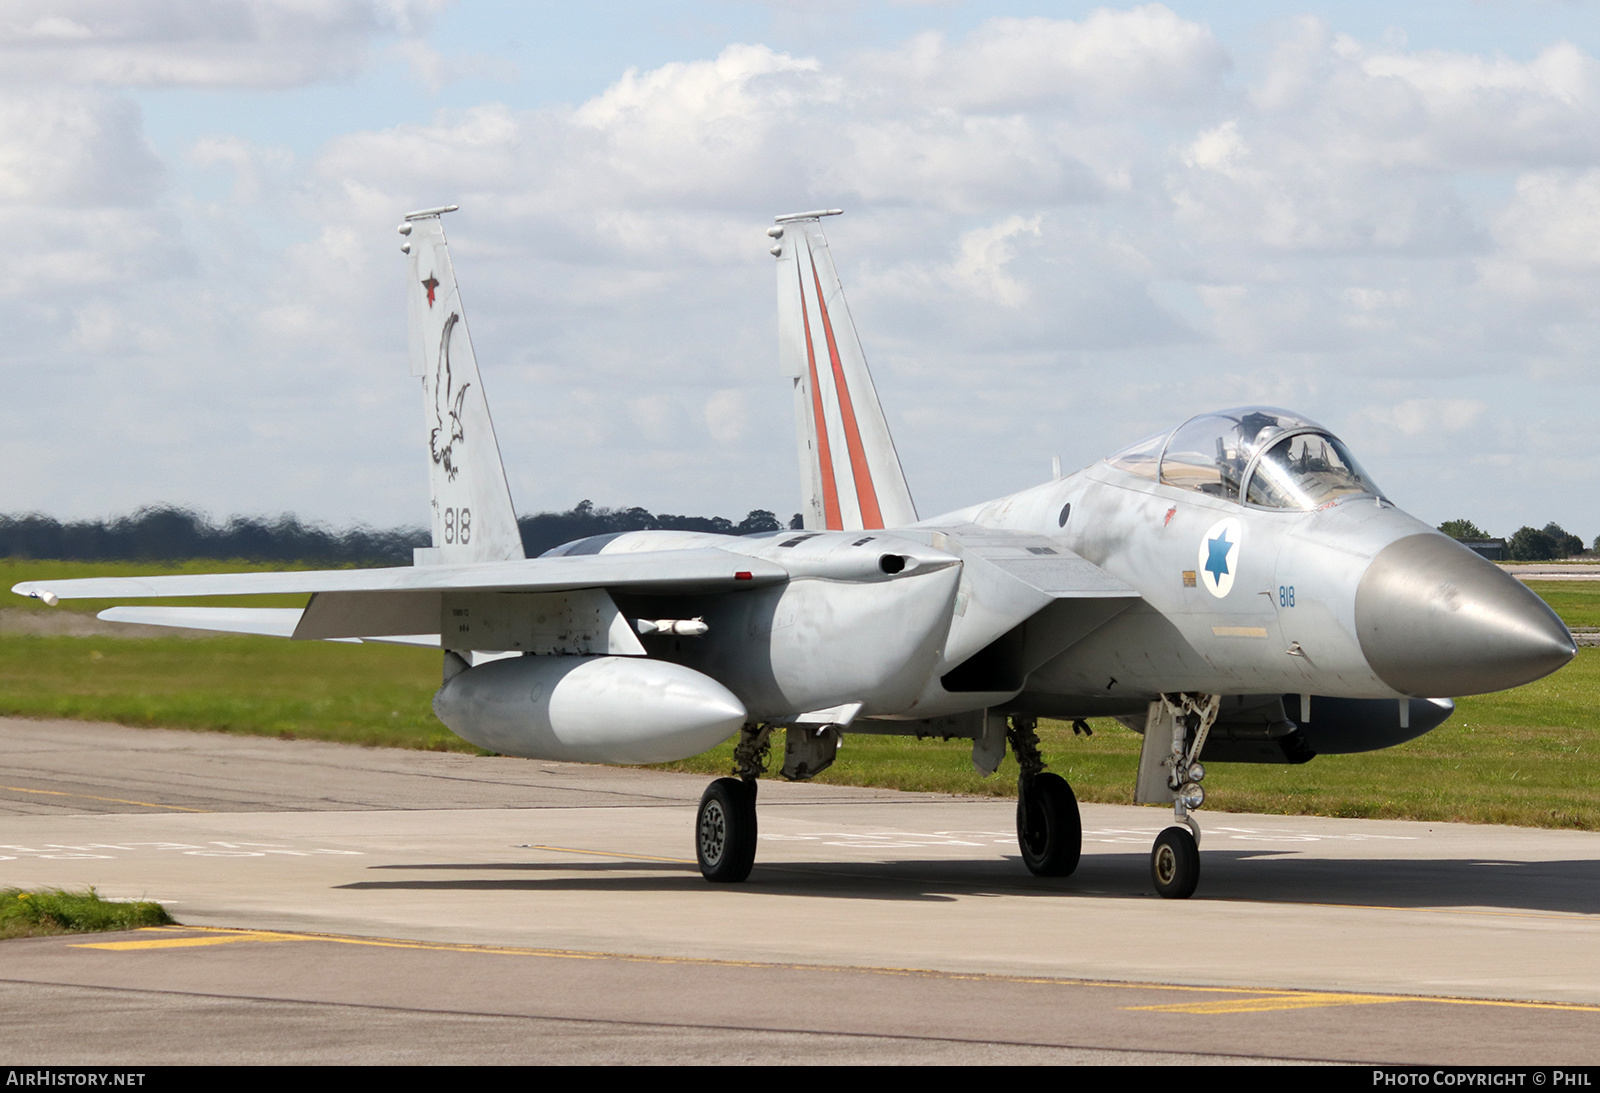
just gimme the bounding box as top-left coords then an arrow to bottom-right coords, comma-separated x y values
0,503 -> 803,566
1438,519 -> 1594,562
13,504 -> 1585,565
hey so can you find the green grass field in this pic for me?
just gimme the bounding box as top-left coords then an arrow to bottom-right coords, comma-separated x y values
653,647 -> 1600,829
0,567 -> 1594,828
0,888 -> 173,939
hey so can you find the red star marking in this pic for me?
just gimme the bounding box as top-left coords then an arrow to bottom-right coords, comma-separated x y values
1164,506 -> 1177,526
422,275 -> 440,307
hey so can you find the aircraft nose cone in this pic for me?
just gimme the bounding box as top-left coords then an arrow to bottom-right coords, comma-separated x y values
1356,534 -> 1576,697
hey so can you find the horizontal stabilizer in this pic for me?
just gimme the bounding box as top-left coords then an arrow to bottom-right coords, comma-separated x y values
96,606 -> 440,647
99,606 -> 303,637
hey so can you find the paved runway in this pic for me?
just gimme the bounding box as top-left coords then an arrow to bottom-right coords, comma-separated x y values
3,717 -> 1599,1064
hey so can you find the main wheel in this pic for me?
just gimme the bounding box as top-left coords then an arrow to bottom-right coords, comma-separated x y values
697,777 -> 757,883
1016,772 -> 1082,877
1150,826 -> 1200,899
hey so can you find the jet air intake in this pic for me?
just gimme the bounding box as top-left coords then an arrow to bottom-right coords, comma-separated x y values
433,655 -> 747,764
1355,534 -> 1576,697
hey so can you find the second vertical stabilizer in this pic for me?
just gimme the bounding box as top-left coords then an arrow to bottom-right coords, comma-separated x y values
403,207 -> 525,564
771,210 -> 918,531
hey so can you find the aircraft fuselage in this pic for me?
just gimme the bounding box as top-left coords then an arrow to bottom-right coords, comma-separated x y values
553,436 -> 1572,752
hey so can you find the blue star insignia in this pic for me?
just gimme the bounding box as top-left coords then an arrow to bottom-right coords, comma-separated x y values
1204,530 -> 1232,583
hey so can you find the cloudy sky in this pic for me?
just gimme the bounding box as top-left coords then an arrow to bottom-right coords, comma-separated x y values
4,1 -> 1598,540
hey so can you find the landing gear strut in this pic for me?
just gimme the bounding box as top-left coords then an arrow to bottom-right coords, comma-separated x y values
1008,715 -> 1082,877
695,722 -> 770,883
1138,693 -> 1219,900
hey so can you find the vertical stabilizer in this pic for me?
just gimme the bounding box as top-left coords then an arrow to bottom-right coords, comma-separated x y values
402,207 -> 525,564
770,210 -> 917,531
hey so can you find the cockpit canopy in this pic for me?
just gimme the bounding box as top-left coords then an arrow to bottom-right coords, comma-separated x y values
1105,406 -> 1382,511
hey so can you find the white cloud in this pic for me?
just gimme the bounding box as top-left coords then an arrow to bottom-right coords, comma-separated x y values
1359,397 -> 1487,438
0,0 -> 442,88
703,389 -> 750,445
4,9 -> 1600,535
945,215 -> 1042,308
862,7 -> 1229,114
1495,169 -> 1600,272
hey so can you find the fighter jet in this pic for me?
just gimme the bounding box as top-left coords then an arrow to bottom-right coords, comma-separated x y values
15,207 -> 1576,899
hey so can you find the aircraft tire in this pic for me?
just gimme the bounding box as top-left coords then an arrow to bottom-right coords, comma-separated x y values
1016,772 -> 1082,877
1151,825 -> 1200,899
696,777 -> 757,883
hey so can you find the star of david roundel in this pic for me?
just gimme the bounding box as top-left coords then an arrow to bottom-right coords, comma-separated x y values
1198,516 -> 1243,599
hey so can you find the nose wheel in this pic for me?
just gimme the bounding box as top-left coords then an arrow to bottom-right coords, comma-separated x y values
696,777 -> 757,883
1150,825 -> 1200,899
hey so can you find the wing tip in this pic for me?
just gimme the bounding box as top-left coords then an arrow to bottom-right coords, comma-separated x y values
13,583 -> 59,606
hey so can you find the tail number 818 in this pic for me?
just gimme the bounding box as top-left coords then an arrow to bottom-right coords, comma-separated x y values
443,507 -> 472,545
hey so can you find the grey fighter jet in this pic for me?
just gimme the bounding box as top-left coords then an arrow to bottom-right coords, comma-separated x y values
16,207 -> 1575,899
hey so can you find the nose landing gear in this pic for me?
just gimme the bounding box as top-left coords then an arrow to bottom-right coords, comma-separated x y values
1137,693 -> 1219,899
1150,824 -> 1200,899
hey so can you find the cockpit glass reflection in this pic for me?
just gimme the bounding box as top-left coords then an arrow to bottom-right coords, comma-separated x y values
1105,431 -> 1165,480
1245,433 -> 1380,510
1158,408 -> 1296,501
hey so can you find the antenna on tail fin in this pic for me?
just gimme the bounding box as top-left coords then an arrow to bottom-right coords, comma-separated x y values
400,207 -> 525,564
770,210 -> 917,532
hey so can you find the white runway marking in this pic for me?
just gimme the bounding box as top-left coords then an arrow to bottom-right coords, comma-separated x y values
0,840 -> 363,860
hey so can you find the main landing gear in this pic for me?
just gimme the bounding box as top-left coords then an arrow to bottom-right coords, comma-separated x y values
696,777 -> 757,883
1008,716 -> 1082,877
694,723 -> 771,883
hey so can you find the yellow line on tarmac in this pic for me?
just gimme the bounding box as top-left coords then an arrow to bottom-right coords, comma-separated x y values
1126,990 -> 1600,1016
74,931 -> 304,951
1128,992 -> 1410,1014
0,784 -> 212,813
70,927 -> 1600,1016
528,844 -> 696,865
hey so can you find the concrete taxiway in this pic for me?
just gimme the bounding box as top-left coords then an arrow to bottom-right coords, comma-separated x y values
3,717 -> 1599,1064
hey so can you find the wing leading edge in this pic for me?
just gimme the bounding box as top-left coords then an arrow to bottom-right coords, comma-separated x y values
13,549 -> 787,603
14,549 -> 789,646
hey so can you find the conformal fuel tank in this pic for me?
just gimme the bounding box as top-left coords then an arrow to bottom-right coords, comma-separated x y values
432,654 -> 747,764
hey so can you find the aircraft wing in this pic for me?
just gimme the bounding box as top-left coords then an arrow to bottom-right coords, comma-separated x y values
13,549 -> 788,603
14,550 -> 789,651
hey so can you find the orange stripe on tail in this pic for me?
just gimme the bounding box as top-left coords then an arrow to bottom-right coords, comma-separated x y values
811,259 -> 883,528
798,255 -> 842,529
